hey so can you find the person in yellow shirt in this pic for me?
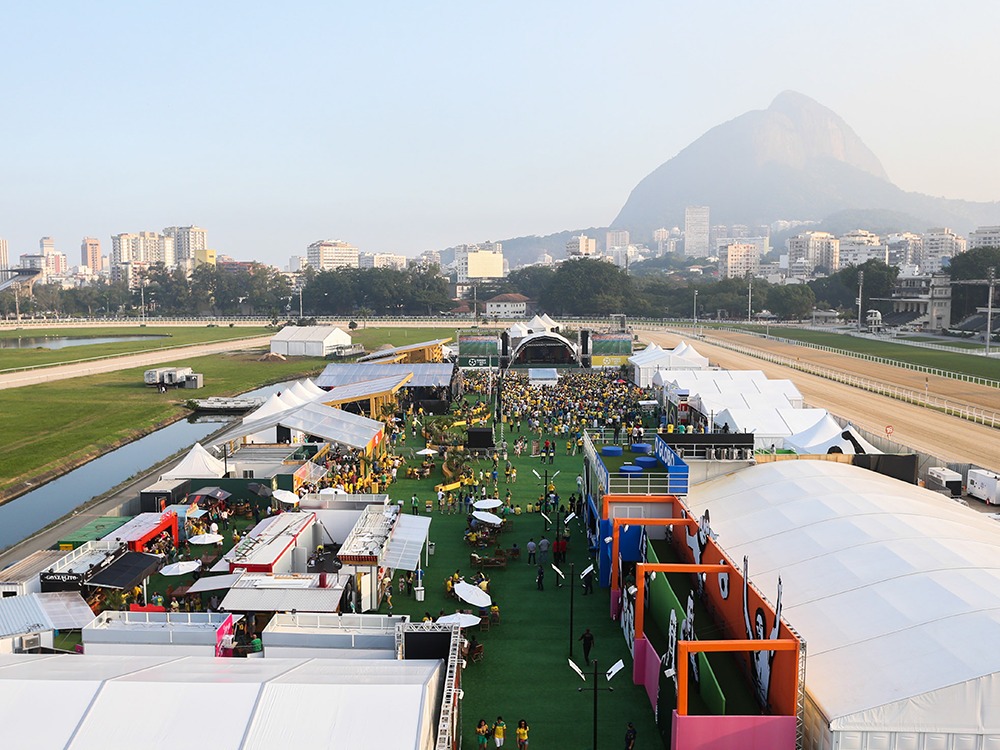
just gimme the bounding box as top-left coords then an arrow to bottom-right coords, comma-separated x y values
476,719 -> 491,748
515,719 -> 529,749
492,716 -> 506,747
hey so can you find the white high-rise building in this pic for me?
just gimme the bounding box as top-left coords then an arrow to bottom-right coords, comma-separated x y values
838,230 -> 888,267
721,243 -> 761,279
969,226 -> 1000,250
306,240 -> 360,271
920,228 -> 966,273
787,231 -> 840,273
163,226 -> 208,264
39,237 -> 67,278
566,235 -> 597,257
0,238 -> 8,269
359,252 -> 408,270
606,229 -> 630,252
886,233 -> 923,267
287,256 -> 307,272
684,206 -> 710,257
111,232 -> 174,267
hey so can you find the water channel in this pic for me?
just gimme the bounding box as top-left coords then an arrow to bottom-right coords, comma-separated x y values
0,335 -> 169,349
0,381 -> 293,551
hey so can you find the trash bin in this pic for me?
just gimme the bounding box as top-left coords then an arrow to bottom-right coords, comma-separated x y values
428,542 -> 436,555
415,586 -> 425,602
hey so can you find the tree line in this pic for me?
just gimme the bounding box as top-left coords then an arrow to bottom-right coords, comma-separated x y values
2,247 -> 997,322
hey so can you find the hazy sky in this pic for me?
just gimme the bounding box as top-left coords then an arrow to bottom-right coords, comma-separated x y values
2,1 -> 998,267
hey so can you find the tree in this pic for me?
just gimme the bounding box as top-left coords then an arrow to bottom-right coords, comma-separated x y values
505,265 -> 556,302
766,284 -> 816,320
947,247 -> 1000,322
541,258 -> 638,315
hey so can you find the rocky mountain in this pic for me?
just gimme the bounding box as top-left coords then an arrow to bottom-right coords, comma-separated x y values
610,91 -> 1000,241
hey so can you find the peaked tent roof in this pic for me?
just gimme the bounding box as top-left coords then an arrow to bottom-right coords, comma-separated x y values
786,416 -> 882,455
686,460 -> 1000,735
161,443 -> 226,481
299,379 -> 328,397
539,313 -> 558,328
244,393 -> 289,423
214,401 -> 384,451
507,322 -> 529,338
270,326 -> 349,343
525,314 -> 549,332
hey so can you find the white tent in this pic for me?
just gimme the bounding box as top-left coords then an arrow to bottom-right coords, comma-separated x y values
524,314 -> 550,333
629,344 -> 708,387
539,313 -> 558,329
785,416 -> 883,455
161,443 -> 226,481
0,654 -> 443,750
686,460 -> 1000,750
671,341 -> 710,368
299,379 -> 328,398
507,322 -> 529,339
270,326 -> 351,357
713,407 -> 828,449
214,401 -> 384,452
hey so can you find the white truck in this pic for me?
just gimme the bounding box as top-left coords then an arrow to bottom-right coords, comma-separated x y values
967,469 -> 1000,505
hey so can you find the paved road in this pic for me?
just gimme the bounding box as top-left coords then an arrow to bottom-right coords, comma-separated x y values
639,329 -> 1000,473
0,336 -> 272,389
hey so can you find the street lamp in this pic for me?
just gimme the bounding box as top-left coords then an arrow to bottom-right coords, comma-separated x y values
692,289 -> 698,327
298,286 -> 304,319
569,657 -> 624,750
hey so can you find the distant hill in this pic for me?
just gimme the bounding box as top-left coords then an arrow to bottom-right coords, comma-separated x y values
450,227 -> 608,270
610,91 -> 1000,241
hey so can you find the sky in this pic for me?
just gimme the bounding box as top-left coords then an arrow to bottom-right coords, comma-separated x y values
2,1 -> 999,268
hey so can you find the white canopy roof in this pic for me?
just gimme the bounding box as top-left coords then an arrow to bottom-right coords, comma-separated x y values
215,401 -> 384,451
686,460 -> 1000,735
525,314 -> 550,333
785,417 -> 882,455
539,313 -> 558,328
382,515 -> 432,572
507,322 -> 529,338
244,392 -> 290,423
0,592 -> 96,637
161,443 -> 226,481
0,654 -> 442,750
714,407 -> 828,448
271,326 -> 350,344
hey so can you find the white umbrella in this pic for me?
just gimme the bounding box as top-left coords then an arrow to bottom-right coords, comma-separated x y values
319,487 -> 346,495
416,448 -> 438,456
188,533 -> 224,545
474,499 -> 503,510
273,489 -> 300,505
437,612 -> 483,628
159,560 -> 202,576
472,510 -> 503,526
454,581 -> 492,608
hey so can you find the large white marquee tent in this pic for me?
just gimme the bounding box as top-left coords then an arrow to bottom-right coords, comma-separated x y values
270,326 -> 351,357
686,460 -> 1000,750
628,343 -> 708,387
0,654 -> 443,750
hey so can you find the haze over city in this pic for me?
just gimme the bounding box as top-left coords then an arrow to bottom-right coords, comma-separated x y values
3,1 -> 999,265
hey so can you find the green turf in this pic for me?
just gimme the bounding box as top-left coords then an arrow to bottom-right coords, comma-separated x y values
898,336 -> 985,350
0,351 -> 328,497
348,326 -> 462,352
727,326 -> 1000,380
380,426 -> 667,749
0,326 -> 276,370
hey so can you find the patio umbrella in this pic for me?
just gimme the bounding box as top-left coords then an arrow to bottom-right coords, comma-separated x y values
273,489 -> 300,505
246,482 -> 273,498
473,499 -> 503,510
437,612 -> 483,628
188,533 -> 224,545
416,448 -> 438,456
454,581 -> 492,608
189,486 -> 232,503
159,560 -> 202,576
319,487 -> 346,495
472,510 -> 503,526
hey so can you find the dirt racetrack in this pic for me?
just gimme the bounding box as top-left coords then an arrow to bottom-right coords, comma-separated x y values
638,329 -> 1000,473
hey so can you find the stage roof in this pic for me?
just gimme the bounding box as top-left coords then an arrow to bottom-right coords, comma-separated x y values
316,363 -> 454,389
357,339 -> 451,362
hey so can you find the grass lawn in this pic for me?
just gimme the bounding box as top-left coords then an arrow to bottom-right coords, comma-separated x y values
731,326 -> 1000,380
0,352 -> 328,498
898,336 -> 985,350
379,425 -> 666,749
0,325 -> 276,370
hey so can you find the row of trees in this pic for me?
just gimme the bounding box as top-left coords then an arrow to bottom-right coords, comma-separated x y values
3,248 -> 997,322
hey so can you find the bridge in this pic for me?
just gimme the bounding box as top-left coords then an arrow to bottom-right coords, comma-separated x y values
0,267 -> 40,292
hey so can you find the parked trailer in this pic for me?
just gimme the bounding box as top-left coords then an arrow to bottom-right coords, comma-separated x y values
927,467 -> 963,497
968,469 -> 1000,505
144,368 -> 169,386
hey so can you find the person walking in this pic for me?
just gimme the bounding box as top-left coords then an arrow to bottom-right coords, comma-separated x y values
624,721 -> 637,750
582,567 -> 594,595
411,493 -> 419,515
515,720 -> 529,749
538,536 -> 550,565
536,565 -> 544,591
492,716 -> 506,748
579,628 -> 595,665
476,719 -> 491,749
526,538 -> 537,565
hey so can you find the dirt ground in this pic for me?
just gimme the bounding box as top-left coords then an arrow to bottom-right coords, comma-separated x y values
638,329 -> 1000,473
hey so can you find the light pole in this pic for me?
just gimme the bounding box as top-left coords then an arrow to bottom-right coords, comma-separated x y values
987,267 -> 996,357
747,273 -> 753,324
692,289 -> 698,327
856,270 -> 864,333
298,286 -> 304,319
570,658 -> 622,750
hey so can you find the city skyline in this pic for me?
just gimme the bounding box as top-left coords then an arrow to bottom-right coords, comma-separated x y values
2,2 -> 999,267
